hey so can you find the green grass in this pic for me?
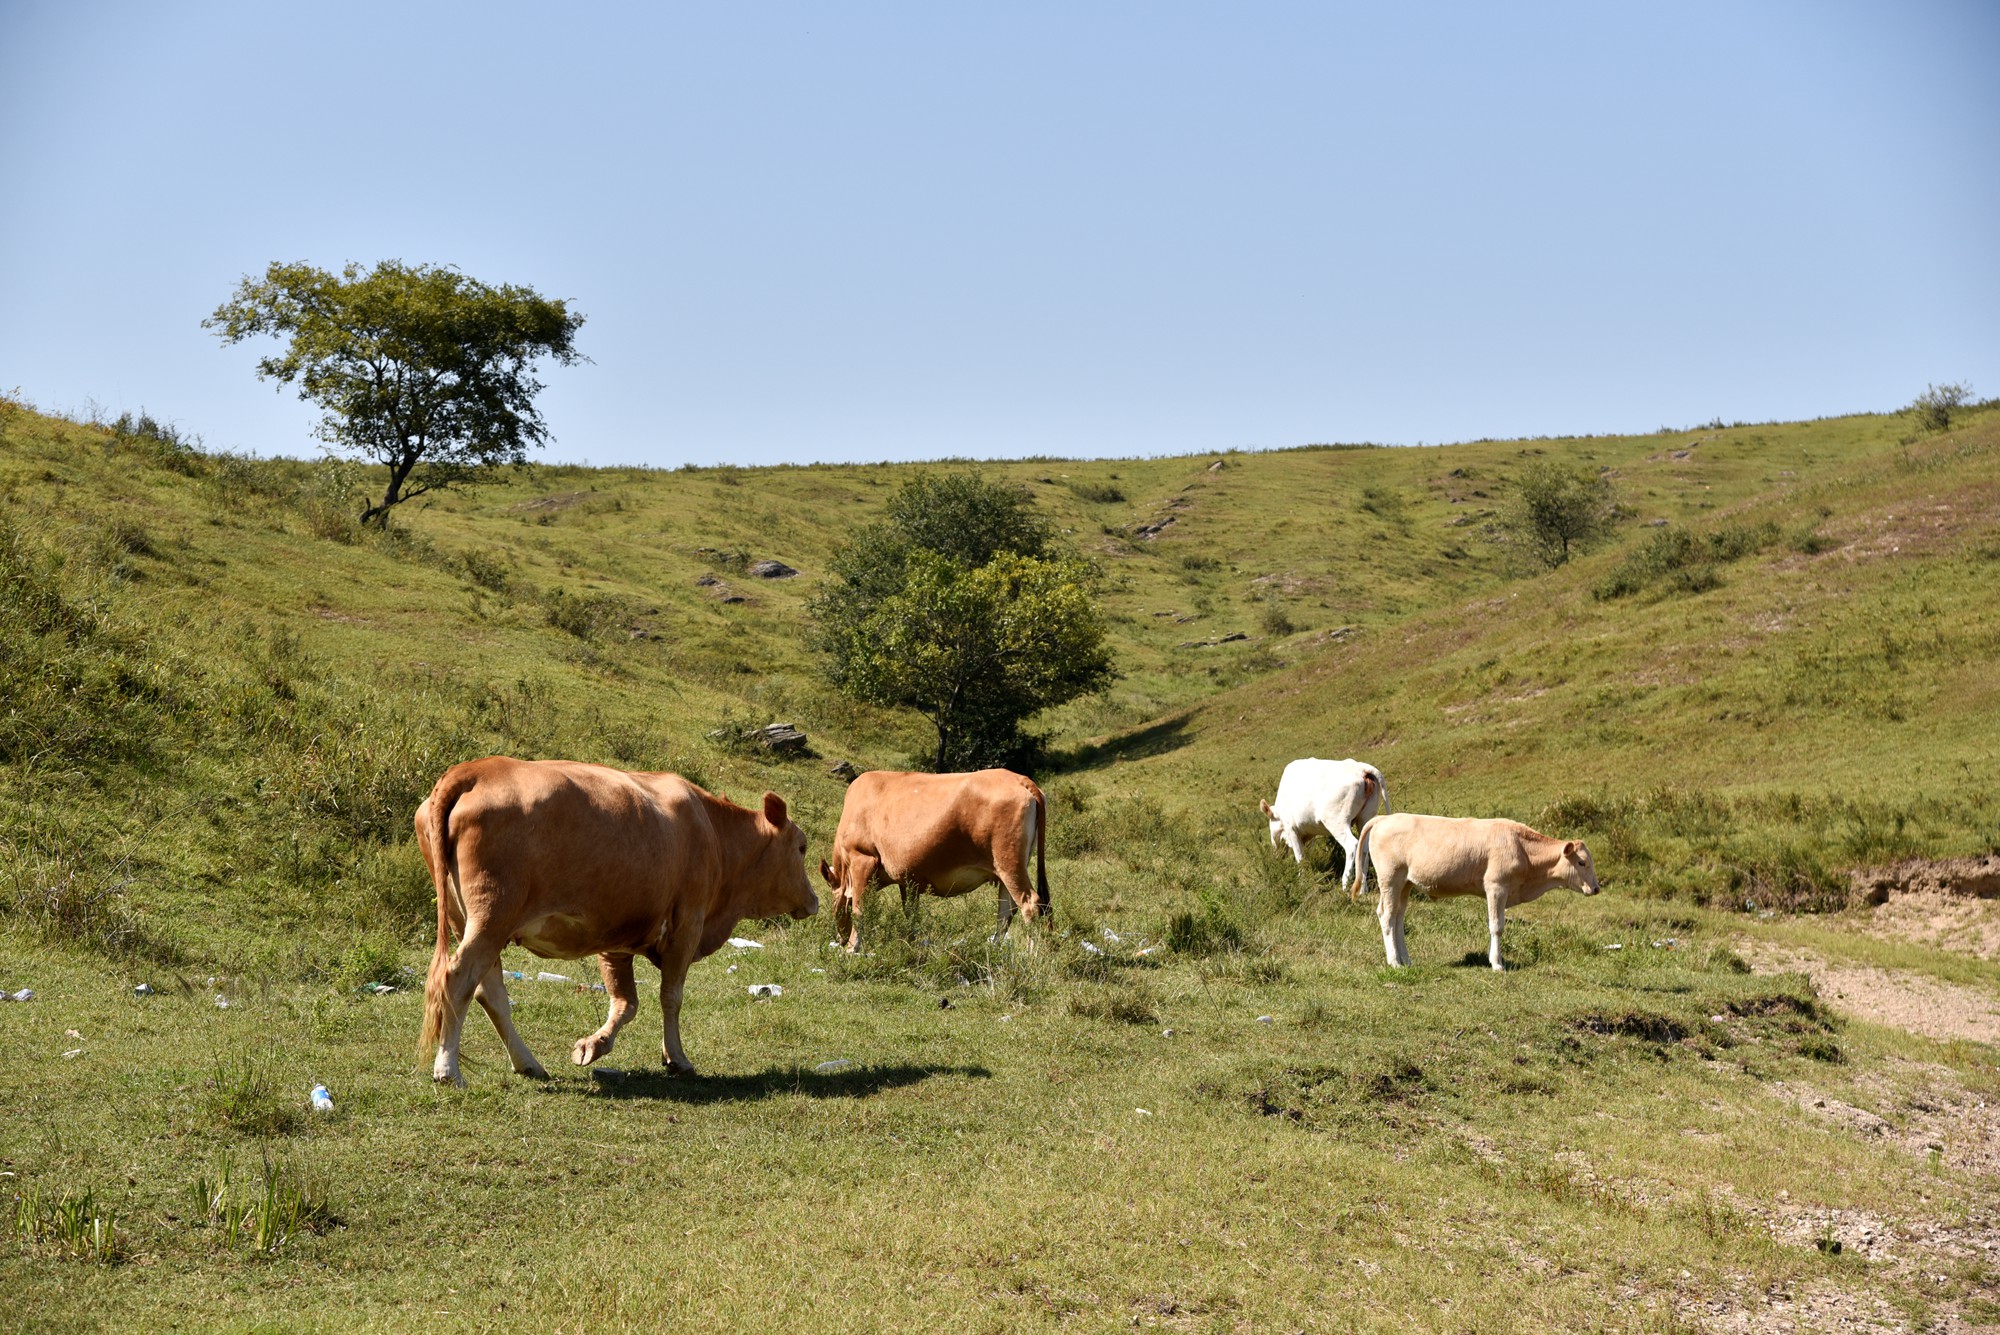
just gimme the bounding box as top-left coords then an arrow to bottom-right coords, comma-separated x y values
3,392 -> 1999,1328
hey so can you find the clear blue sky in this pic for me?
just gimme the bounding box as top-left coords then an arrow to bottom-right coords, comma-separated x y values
3,1 -> 1995,466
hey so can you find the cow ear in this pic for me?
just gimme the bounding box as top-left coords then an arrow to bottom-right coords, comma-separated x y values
819,859 -> 836,886
761,791 -> 788,828
1563,841 -> 1580,861
1258,799 -> 1273,818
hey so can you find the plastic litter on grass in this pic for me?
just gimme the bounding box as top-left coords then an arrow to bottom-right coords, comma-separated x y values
814,1059 -> 853,1073
748,984 -> 783,998
726,938 -> 763,950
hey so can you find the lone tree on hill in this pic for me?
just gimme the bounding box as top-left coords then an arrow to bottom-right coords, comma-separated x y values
1504,458 -> 1614,570
809,472 -> 1115,772
206,261 -> 585,527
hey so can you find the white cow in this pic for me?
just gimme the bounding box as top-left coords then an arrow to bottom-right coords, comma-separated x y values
1355,812 -> 1600,971
1258,758 -> 1390,897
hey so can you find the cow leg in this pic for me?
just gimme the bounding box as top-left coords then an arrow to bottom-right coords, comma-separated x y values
431,925 -> 507,1086
1332,824 -> 1361,898
654,940 -> 701,1076
835,856 -> 879,953
571,952 -> 640,1066
1283,828 -> 1308,865
1376,870 -> 1412,968
473,965 -> 547,1078
992,886 -> 1018,942
1485,886 -> 1507,972
994,842 -> 1042,944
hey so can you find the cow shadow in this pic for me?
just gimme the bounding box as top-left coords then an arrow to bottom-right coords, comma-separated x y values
1046,714 -> 1194,774
568,1061 -> 991,1104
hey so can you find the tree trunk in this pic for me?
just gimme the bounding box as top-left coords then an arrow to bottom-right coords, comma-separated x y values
360,457 -> 416,528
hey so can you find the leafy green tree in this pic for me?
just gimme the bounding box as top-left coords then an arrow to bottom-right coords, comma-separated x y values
206,261 -> 585,527
810,473 -> 1112,771
1504,459 -> 1614,569
1909,382 -> 1973,435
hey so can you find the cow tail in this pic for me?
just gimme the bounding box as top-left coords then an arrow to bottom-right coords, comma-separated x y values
417,771 -> 474,1059
1352,816 -> 1379,904
1031,782 -> 1050,915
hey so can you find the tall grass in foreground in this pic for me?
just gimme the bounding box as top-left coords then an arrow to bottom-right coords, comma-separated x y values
185,1157 -> 335,1255
11,1187 -> 121,1263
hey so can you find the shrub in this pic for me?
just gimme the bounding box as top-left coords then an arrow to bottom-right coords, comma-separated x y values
1909,382 -> 1973,435
542,587 -> 627,640
1595,522 -> 1777,600
1258,602 -> 1295,637
110,409 -> 205,477
1727,844 -> 1848,914
1502,462 -> 1612,568
457,547 -> 513,593
1066,480 -> 1125,504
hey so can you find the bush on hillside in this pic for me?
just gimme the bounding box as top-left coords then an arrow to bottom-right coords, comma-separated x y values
1502,461 -> 1614,569
1908,382 -> 1973,435
110,409 -> 205,476
1066,480 -> 1125,504
1594,522 -> 1778,600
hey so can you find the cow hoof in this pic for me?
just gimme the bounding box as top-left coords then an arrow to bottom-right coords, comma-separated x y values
519,1062 -> 550,1080
663,1059 -> 697,1077
571,1036 -> 612,1066
432,1070 -> 466,1089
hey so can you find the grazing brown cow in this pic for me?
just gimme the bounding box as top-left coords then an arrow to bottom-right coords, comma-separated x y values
1355,812 -> 1600,971
819,768 -> 1048,952
415,757 -> 817,1086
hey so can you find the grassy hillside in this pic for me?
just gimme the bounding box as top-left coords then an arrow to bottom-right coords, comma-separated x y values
3,392 -> 1998,1330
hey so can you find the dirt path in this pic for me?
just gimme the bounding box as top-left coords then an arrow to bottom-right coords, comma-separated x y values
1738,942 -> 2000,1047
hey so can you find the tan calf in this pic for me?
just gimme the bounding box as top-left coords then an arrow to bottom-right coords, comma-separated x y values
820,768 -> 1048,951
1355,812 -> 1599,971
415,757 -> 817,1086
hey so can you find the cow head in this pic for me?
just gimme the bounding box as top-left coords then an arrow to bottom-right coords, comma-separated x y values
1559,841 -> 1601,895
737,792 -> 818,921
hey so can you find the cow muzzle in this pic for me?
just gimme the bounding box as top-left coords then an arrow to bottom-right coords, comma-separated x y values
792,893 -> 820,920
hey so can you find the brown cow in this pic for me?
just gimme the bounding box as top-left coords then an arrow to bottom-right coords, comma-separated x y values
415,757 -> 817,1086
1355,812 -> 1600,971
819,768 -> 1048,952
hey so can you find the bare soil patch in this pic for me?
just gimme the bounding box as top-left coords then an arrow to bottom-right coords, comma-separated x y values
1854,891 -> 2000,962
1852,856 -> 2000,906
1740,943 -> 2000,1047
